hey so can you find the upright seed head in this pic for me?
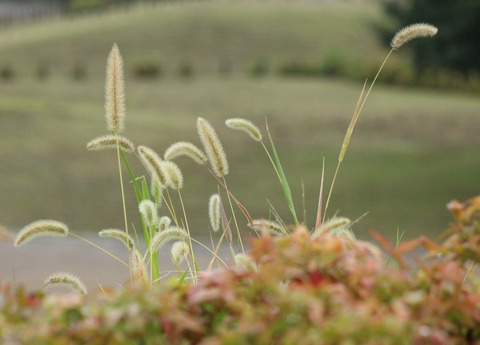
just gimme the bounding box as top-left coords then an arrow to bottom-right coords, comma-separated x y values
163,161 -> 184,190
137,145 -> 170,187
225,118 -> 262,142
43,272 -> 87,295
391,23 -> 438,50
197,117 -> 229,178
208,193 -> 221,232
130,248 -> 148,284
15,220 -> 69,247
164,141 -> 208,165
158,216 -> 171,231
86,134 -> 135,153
150,177 -> 164,209
139,200 -> 159,229
105,43 -> 126,133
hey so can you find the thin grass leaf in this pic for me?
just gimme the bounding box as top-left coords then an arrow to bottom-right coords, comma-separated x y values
265,120 -> 299,226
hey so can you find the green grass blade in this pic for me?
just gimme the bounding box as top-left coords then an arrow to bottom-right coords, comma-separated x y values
265,121 -> 299,227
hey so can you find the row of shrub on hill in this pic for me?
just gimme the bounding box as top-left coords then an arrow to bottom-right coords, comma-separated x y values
1,56 -> 479,93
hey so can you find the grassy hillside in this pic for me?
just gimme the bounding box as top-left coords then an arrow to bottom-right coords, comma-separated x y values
0,1 -> 389,77
0,1 -> 479,242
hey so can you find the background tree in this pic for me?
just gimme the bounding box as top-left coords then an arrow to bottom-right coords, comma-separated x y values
381,0 -> 480,79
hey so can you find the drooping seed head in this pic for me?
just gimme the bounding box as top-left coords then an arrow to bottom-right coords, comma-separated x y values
43,272 -> 87,295
391,23 -> 438,50
170,240 -> 190,266
137,145 -> 170,187
197,117 -> 229,178
86,134 -> 135,152
105,43 -> 126,133
164,141 -> 207,165
208,193 -> 221,232
225,118 -> 262,142
98,229 -> 135,250
148,226 -> 188,253
313,216 -> 352,238
15,220 -> 69,247
163,161 -> 184,190
139,199 -> 159,229
248,219 -> 287,236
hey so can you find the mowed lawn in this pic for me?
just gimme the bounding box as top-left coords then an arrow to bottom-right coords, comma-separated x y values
1,75 -> 479,241
0,1 -> 479,242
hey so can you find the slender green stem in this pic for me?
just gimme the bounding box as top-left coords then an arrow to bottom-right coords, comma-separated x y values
264,120 -> 299,226
222,176 -> 245,253
69,232 -> 129,268
324,48 -> 394,217
177,189 -> 199,283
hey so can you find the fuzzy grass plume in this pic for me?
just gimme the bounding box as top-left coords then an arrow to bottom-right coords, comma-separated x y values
105,43 -> 126,133
98,229 -> 135,250
43,272 -> 87,295
248,219 -> 287,236
197,117 -> 229,178
148,226 -> 188,254
391,23 -> 438,50
137,145 -> 170,187
164,142 -> 207,165
163,161 -> 184,190
15,220 -> 69,247
225,118 -> 262,142
86,134 -> 135,152
139,200 -> 159,229
208,193 -> 221,232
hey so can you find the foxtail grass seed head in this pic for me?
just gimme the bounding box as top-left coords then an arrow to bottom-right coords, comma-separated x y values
86,134 -> 135,152
105,43 -> 126,133
15,220 -> 69,247
149,226 -> 188,253
171,240 -> 190,266
225,118 -> 262,142
158,216 -> 171,232
43,272 -> 87,295
208,193 -> 221,232
248,219 -> 287,236
98,229 -> 135,250
164,142 -> 207,165
197,117 -> 229,178
139,200 -> 159,229
313,216 -> 352,238
391,23 -> 438,50
163,161 -> 184,190
150,177 -> 163,209
137,145 -> 170,187
130,248 -> 148,284
234,253 -> 257,272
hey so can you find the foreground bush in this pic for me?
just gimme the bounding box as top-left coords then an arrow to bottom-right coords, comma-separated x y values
2,196 -> 479,344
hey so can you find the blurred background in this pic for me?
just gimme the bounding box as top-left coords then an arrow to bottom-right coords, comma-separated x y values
0,0 -> 479,246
